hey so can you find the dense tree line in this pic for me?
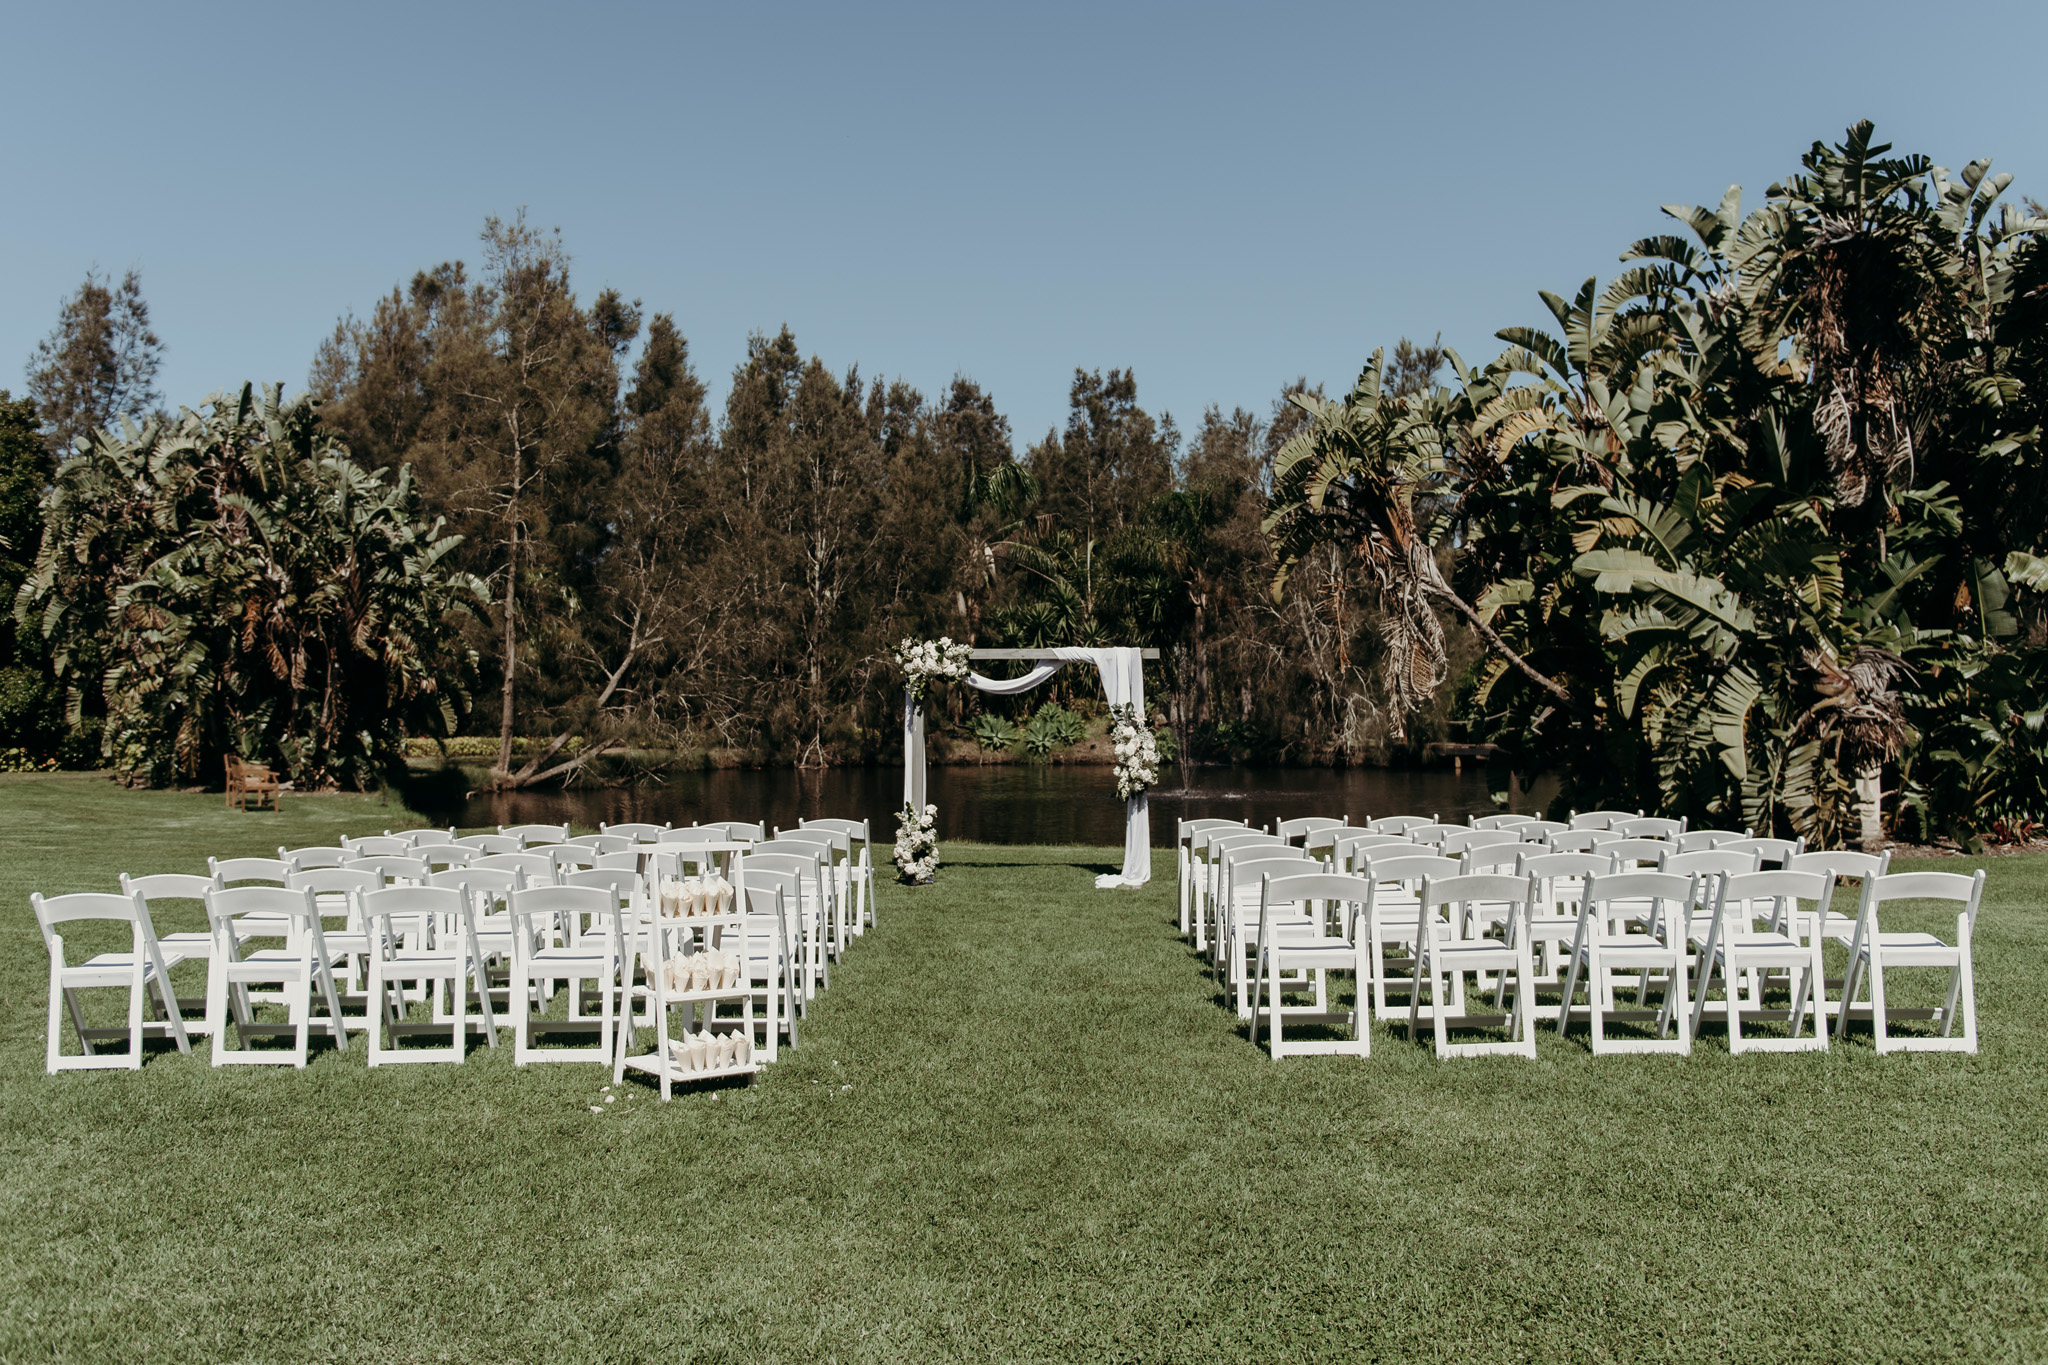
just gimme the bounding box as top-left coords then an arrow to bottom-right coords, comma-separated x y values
299,210 -> 1447,785
12,121 -> 2046,850
5,218 -> 1427,785
1271,123 -> 2048,847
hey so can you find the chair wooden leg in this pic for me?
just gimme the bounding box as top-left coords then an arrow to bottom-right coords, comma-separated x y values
1868,951 -> 1892,1055
46,968 -> 65,1073
1835,953 -> 1864,1045
1955,915 -> 1978,1052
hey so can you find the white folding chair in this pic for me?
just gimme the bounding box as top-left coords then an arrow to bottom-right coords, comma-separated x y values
203,885 -> 349,1067
1358,852 -> 1465,1020
1517,849 -> 1614,986
773,828 -> 851,957
800,817 -> 877,934
1545,829 -> 1605,854
286,866 -> 381,1021
1591,837 -> 1676,874
1217,849 -> 1318,1016
430,867 -> 526,971
1404,823 -> 1470,848
745,850 -> 830,1002
453,834 -> 521,854
1836,870 -> 1984,1054
1687,869 -> 1831,1053
358,885 -> 496,1065
121,871 -> 221,1029
507,885 -> 624,1064
411,843 -> 476,871
1785,849 -> 1891,947
1517,820 -> 1569,840
1196,830 -> 1288,952
34,890 -> 191,1071
1302,823 -> 1360,864
1722,836 -> 1805,869
1182,827 -> 1268,948
1276,816 -> 1347,846
737,871 -> 803,1052
1368,815 -> 1436,835
1408,872 -> 1539,1059
1249,871 -> 1370,1059
531,843 -> 599,875
1557,870 -> 1694,1054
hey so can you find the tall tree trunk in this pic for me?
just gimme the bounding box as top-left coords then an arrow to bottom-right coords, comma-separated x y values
1856,763 -> 1884,851
497,517 -> 518,776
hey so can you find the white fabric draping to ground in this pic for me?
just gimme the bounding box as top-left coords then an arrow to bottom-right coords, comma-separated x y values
897,646 -> 1151,890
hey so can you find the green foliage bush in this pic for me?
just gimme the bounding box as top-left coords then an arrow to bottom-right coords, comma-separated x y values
403,735 -> 587,760
1268,122 -> 2048,844
1022,702 -> 1088,758
0,667 -> 62,758
15,385 -> 483,790
968,714 -> 1020,751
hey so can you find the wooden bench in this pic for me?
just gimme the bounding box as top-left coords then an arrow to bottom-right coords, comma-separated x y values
224,755 -> 284,812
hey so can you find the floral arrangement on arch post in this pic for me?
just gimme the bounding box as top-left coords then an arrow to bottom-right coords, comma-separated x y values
894,636 -> 972,702
893,803 -> 939,884
1110,704 -> 1160,800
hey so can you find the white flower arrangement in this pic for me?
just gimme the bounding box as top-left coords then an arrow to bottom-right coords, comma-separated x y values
894,636 -> 972,702
893,802 -> 940,883
1109,703 -> 1160,800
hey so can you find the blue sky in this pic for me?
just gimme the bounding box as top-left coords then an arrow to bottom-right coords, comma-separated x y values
5,1 -> 2046,448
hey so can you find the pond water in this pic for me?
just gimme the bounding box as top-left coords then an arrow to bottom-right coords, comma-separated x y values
407,763 -> 1559,847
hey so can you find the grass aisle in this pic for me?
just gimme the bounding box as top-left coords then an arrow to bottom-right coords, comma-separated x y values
2,774 -> 2045,1361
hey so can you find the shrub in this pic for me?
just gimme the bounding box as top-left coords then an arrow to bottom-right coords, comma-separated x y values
1022,702 -> 1088,758
968,714 -> 1020,751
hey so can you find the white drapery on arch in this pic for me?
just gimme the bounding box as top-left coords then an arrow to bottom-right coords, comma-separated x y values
902,646 -> 1151,888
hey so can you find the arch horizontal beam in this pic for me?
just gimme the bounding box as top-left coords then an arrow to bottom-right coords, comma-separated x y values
967,648 -> 1159,660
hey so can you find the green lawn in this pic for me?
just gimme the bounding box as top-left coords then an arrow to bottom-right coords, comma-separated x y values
2,771 -> 2044,1362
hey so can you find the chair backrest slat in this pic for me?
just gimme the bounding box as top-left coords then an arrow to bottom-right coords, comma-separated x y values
1569,809 -> 1641,831
499,824 -> 570,846
1786,849 -> 1891,881
209,856 -> 295,885
280,846 -> 350,869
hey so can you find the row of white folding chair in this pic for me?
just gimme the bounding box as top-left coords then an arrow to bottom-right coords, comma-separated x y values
44,850 -> 775,1072
1176,818 -> 1252,942
1214,846 -> 1323,1014
797,817 -> 877,936
771,826 -> 858,956
1240,864 -> 1544,1060
1228,834 -> 1983,1060
1347,845 -> 1730,1037
1552,854 -> 1978,1053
